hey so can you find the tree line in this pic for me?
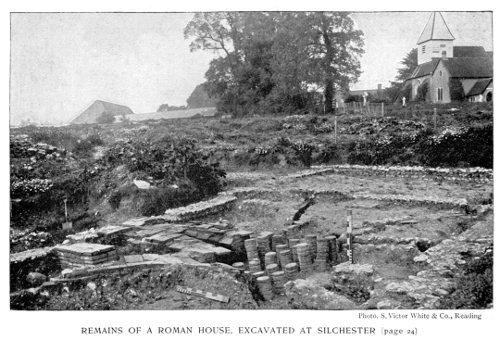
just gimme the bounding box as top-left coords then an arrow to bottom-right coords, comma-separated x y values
184,12 -> 364,116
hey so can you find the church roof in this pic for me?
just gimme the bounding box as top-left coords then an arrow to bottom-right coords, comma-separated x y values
467,78 -> 492,97
417,12 -> 455,45
407,59 -> 440,79
441,57 -> 493,78
453,46 -> 487,58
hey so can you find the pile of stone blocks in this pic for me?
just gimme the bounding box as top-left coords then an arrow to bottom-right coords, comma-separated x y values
54,243 -> 118,268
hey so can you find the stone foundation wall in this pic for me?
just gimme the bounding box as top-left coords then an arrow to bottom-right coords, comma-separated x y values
10,247 -> 61,292
303,165 -> 492,182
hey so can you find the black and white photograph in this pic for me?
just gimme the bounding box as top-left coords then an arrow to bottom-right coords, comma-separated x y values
6,3 -> 496,338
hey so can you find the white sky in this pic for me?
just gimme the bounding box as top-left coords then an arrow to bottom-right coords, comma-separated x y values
10,11 -> 493,125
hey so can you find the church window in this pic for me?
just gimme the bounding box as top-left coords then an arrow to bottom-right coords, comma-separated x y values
437,88 -> 443,101
442,51 -> 447,58
422,45 -> 426,53
439,70 -> 443,76
440,44 -> 446,47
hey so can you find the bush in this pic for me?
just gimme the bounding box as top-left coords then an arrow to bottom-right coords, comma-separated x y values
400,85 -> 412,103
313,143 -> 342,164
416,82 -> 429,102
417,124 -> 493,168
139,183 -> 202,216
73,133 -> 104,157
108,190 -> 123,211
439,250 -> 493,309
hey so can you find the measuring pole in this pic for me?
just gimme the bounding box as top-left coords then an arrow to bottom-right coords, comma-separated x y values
64,199 -> 68,221
334,116 -> 338,143
346,209 -> 354,264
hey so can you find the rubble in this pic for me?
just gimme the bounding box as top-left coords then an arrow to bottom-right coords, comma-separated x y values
309,164 -> 493,182
284,274 -> 359,309
334,263 -> 374,277
163,195 -> 238,222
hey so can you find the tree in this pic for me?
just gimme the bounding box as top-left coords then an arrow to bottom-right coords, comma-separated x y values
186,83 -> 218,108
299,12 -> 364,114
385,48 -> 418,102
184,12 -> 364,115
185,12 -> 280,115
395,48 -> 418,82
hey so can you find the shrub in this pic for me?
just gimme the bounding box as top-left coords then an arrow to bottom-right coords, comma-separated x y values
417,124 -> 493,168
416,82 -> 429,102
139,183 -> 201,216
108,190 -> 123,211
73,133 -> 104,157
439,250 -> 493,309
313,143 -> 342,164
400,85 -> 412,102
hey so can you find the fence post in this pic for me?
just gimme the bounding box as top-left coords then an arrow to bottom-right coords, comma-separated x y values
334,116 -> 338,143
433,108 -> 437,130
381,102 -> 384,117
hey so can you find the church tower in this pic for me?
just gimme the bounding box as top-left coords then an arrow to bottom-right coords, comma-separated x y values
417,12 -> 455,65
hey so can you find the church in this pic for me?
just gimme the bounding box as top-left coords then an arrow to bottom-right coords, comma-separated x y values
404,12 -> 493,103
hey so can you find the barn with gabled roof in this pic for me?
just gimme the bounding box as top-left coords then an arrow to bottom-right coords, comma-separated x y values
71,100 -> 134,125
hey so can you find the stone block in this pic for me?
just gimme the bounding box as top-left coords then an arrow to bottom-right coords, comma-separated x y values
144,232 -> 182,245
334,262 -> 374,277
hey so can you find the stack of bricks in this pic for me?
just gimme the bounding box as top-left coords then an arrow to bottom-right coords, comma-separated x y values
264,252 -> 277,268
271,234 -> 287,252
266,263 -> 279,276
271,271 -> 287,295
256,276 -> 274,301
244,238 -> 259,261
296,243 -> 312,273
242,228 -> 347,297
248,259 -> 262,273
315,237 -> 329,271
278,249 -> 292,268
284,263 -> 299,281
325,235 -> 338,265
275,244 -> 287,266
288,239 -> 300,263
305,235 -> 317,262
54,243 -> 118,268
257,232 -> 273,260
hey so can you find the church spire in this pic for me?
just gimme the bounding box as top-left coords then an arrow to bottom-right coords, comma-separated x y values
416,12 -> 455,65
417,12 -> 455,45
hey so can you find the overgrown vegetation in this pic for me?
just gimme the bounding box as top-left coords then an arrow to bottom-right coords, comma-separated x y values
439,249 -> 493,309
10,129 -> 226,250
10,101 -> 493,252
